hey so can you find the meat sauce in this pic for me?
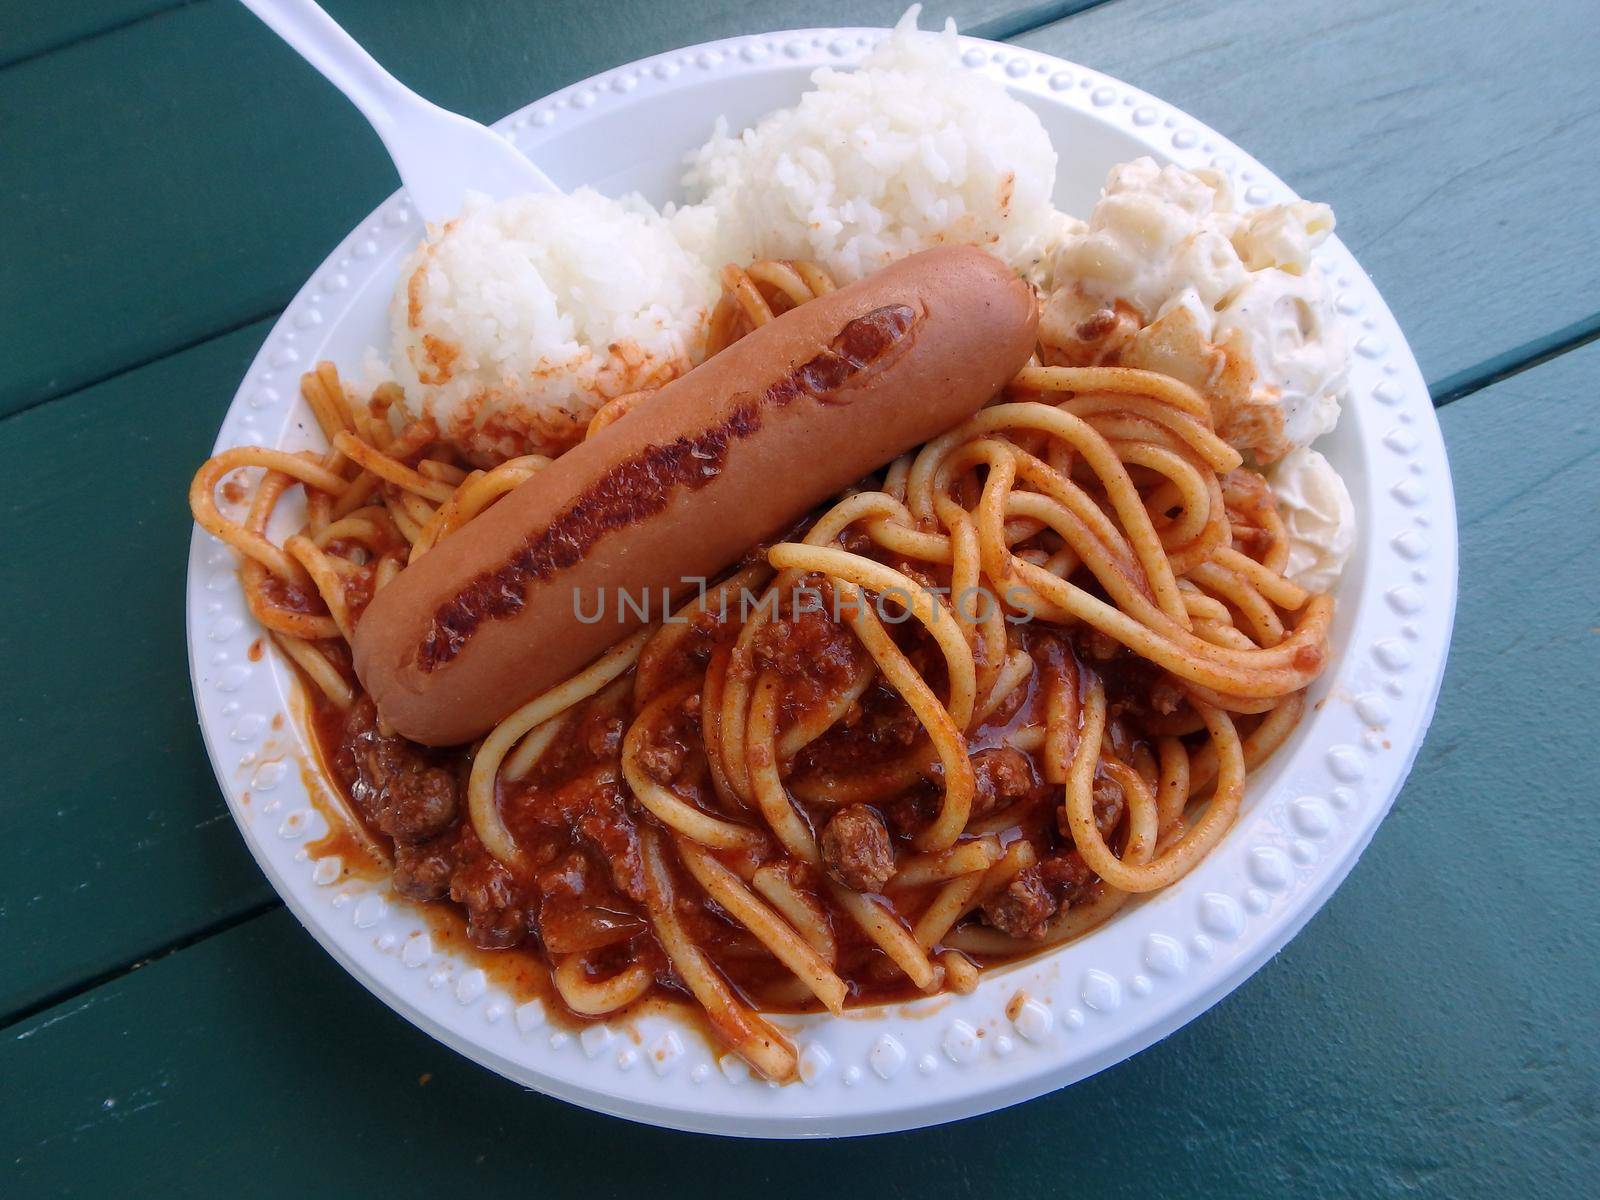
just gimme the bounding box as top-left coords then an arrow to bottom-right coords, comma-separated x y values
302,565 -> 1187,1026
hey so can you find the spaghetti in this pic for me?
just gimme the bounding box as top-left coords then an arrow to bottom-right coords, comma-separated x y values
190,259 -> 1332,1082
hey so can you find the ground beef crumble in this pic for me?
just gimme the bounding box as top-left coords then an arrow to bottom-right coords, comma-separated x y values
820,804 -> 895,892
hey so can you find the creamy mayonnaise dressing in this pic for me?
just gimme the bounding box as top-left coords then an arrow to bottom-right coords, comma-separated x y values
1269,446 -> 1355,593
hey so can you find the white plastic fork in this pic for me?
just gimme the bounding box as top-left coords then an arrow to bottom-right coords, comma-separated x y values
239,0 -> 559,224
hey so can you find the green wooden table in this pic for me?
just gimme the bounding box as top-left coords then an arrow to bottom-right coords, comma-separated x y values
3,1 -> 1595,1193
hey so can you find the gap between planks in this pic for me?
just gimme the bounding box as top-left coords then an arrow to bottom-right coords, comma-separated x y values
0,899 -> 282,1035
0,305 -> 284,427
967,0 -> 1120,42
0,0 -> 1117,81
1429,312 -> 1600,408
0,0 -> 203,73
1,0 -> 1116,422
4,295 -> 1593,436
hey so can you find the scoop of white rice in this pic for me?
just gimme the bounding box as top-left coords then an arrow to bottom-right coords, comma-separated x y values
678,6 -> 1063,283
390,188 -> 718,463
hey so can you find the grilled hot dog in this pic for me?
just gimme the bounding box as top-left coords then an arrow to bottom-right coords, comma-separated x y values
353,246 -> 1038,745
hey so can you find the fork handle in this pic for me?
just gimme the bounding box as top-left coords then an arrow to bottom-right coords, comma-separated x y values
239,0 -> 416,136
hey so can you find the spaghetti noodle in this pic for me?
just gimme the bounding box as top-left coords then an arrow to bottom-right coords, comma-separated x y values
190,259 -> 1332,1081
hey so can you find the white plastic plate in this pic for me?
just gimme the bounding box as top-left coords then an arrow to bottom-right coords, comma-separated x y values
186,27 -> 1457,1137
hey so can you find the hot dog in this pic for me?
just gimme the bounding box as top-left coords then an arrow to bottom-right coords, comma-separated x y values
352,245 -> 1038,745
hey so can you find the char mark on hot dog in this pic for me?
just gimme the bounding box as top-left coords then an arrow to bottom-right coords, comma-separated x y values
418,303 -> 922,671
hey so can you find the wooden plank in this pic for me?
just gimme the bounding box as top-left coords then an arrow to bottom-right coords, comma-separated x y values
1017,0 -> 1600,400
0,0 -> 1037,417
0,320 -> 280,1019
4,344 -> 1596,1193
0,0 -> 178,68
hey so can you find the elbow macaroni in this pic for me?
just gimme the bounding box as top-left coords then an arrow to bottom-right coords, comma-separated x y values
1047,157 -> 1353,585
1049,158 -> 1346,457
1050,159 -> 1250,319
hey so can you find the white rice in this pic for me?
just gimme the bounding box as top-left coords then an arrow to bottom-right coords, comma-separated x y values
387,7 -> 1066,460
390,188 -> 718,464
677,6 -> 1065,284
